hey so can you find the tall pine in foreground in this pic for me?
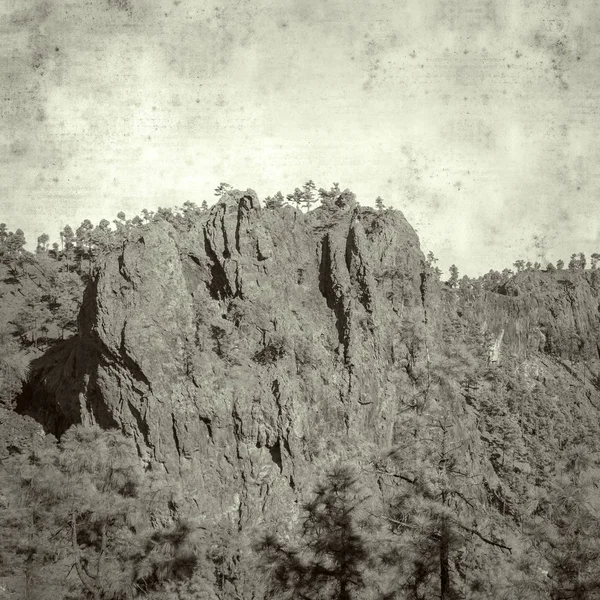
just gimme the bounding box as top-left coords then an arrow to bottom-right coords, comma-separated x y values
373,333 -> 512,600
378,399 -> 511,599
257,466 -> 378,600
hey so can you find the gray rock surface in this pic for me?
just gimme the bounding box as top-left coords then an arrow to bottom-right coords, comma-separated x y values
21,193 -> 600,538
24,193 -> 429,527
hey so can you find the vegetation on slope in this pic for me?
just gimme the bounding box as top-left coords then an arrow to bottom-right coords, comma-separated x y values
1,185 -> 600,598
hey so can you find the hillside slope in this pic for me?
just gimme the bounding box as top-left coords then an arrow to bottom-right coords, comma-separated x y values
11,191 -> 600,597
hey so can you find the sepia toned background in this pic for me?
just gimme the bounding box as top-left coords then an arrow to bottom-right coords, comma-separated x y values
1,0 -> 599,275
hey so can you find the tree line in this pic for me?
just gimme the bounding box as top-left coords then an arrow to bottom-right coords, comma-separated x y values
426,251 -> 600,292
263,180 -> 385,212
3,182 -> 387,278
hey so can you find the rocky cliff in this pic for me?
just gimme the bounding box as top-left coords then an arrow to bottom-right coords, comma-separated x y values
21,192 -> 430,528
19,191 -> 600,547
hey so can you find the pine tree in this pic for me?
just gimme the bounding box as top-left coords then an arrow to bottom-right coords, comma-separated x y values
2,229 -> 27,271
0,327 -> 30,407
257,466 -> 375,600
513,260 -> 525,273
132,521 -> 203,595
532,448 -> 600,599
61,225 -> 75,270
1,426 -> 203,599
286,187 -> 304,211
47,269 -> 83,338
318,183 -> 342,209
375,341 -> 511,600
36,233 -> 49,254
0,435 -> 68,599
141,208 -> 154,222
382,401 -> 511,599
264,191 -> 285,209
214,183 -> 233,197
90,219 -> 113,255
9,426 -> 148,598
447,265 -> 459,288
302,180 -> 318,211
12,292 -> 52,347
568,254 -> 578,271
336,188 -> 357,209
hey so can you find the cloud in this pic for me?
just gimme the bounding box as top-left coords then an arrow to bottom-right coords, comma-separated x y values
1,0 -> 600,275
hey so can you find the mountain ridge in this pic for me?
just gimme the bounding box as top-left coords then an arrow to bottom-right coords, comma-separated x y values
6,190 -> 600,598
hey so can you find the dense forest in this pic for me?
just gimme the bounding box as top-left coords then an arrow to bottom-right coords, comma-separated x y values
2,184 -> 600,600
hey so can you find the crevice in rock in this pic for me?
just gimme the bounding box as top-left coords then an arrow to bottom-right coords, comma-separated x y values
200,415 -> 213,442
345,224 -> 373,314
319,234 -> 336,311
183,254 -> 214,300
237,494 -> 244,532
318,234 -> 350,361
15,338 -> 119,438
171,413 -> 182,457
128,399 -> 151,448
117,323 -> 152,390
220,205 -> 231,259
235,201 -> 244,256
82,364 -> 120,430
271,378 -> 280,398
267,439 -> 283,473
420,272 -> 428,323
16,379 -> 76,437
234,194 -> 256,256
282,434 -> 292,459
117,251 -> 133,287
203,227 -> 233,300
188,253 -> 202,267
233,260 -> 243,299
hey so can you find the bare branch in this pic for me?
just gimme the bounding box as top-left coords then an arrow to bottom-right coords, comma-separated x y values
450,518 -> 511,553
96,521 -> 107,583
368,511 -> 417,530
71,513 -> 97,595
372,467 -> 416,486
447,489 -> 476,510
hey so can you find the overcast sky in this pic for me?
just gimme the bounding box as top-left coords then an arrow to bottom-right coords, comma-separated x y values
1,0 -> 599,276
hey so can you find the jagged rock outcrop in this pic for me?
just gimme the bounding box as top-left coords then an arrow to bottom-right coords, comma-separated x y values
22,191 -> 431,531
19,192 -> 600,544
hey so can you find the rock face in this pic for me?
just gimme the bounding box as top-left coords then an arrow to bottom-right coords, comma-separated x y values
447,269 -> 600,365
21,192 -> 600,537
23,192 -> 430,528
